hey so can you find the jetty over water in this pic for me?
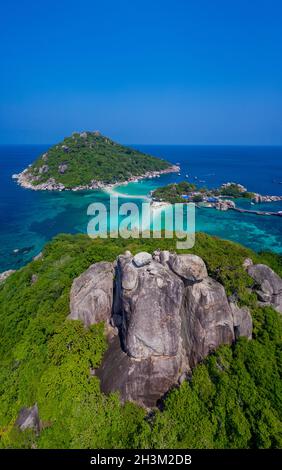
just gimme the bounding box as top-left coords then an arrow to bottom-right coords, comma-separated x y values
231,207 -> 282,217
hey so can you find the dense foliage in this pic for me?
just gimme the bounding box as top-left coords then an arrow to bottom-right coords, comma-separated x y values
153,182 -> 197,203
27,132 -> 170,187
220,183 -> 255,199
0,233 -> 281,448
153,181 -> 255,203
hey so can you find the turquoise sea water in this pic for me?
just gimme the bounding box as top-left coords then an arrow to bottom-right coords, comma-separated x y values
0,145 -> 281,271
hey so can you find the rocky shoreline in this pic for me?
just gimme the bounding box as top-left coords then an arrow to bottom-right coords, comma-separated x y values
12,165 -> 180,192
252,193 -> 282,203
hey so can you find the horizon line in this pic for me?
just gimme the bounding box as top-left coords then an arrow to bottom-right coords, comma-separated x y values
0,143 -> 282,147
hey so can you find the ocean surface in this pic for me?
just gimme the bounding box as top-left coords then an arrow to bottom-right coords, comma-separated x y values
0,145 -> 282,272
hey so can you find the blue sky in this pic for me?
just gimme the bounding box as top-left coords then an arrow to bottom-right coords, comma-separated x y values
0,0 -> 281,144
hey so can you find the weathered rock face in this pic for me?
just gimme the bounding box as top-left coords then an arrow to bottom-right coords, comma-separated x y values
58,163 -> 68,174
70,250 -> 258,407
230,302 -> 252,340
96,336 -> 186,408
15,404 -> 40,434
132,251 -> 152,267
246,263 -> 282,313
38,164 -> 49,174
181,277 -> 234,367
69,262 -> 114,327
115,254 -> 184,359
31,273 -> 38,285
168,253 -> 208,281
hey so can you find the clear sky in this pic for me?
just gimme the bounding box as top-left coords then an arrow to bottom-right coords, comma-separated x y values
0,0 -> 281,144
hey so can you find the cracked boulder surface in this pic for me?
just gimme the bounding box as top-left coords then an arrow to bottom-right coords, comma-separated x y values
69,261 -> 114,326
245,260 -> 282,313
70,251 -> 258,407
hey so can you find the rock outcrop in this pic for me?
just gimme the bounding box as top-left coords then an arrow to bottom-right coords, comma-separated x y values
244,259 -> 282,313
69,262 -> 114,326
132,252 -> 152,267
97,336 -> 185,408
230,302 -> 252,340
15,404 -> 40,434
38,164 -> 49,174
181,277 -> 235,367
31,274 -> 38,284
58,163 -> 68,174
0,269 -> 16,283
116,253 -> 184,359
69,251 -> 261,407
168,253 -> 208,281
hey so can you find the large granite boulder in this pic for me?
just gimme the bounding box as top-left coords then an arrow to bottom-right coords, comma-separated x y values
181,277 -> 234,367
230,302 -> 252,340
133,252 -> 152,267
69,262 -> 114,327
168,253 -> 208,281
98,251 -> 188,406
116,253 -> 184,359
70,250 -> 253,407
247,263 -> 282,313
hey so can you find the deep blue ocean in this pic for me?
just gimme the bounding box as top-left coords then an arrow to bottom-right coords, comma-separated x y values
0,144 -> 282,271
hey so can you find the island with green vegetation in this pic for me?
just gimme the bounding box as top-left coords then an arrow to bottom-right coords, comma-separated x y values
13,131 -> 178,191
152,181 -> 282,216
0,232 -> 281,449
152,181 -> 254,204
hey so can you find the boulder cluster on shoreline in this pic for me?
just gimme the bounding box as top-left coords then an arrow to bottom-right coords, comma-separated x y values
217,200 -> 236,210
252,193 -> 282,203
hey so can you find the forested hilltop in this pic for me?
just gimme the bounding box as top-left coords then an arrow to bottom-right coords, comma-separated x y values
0,233 -> 281,449
14,131 -> 173,190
